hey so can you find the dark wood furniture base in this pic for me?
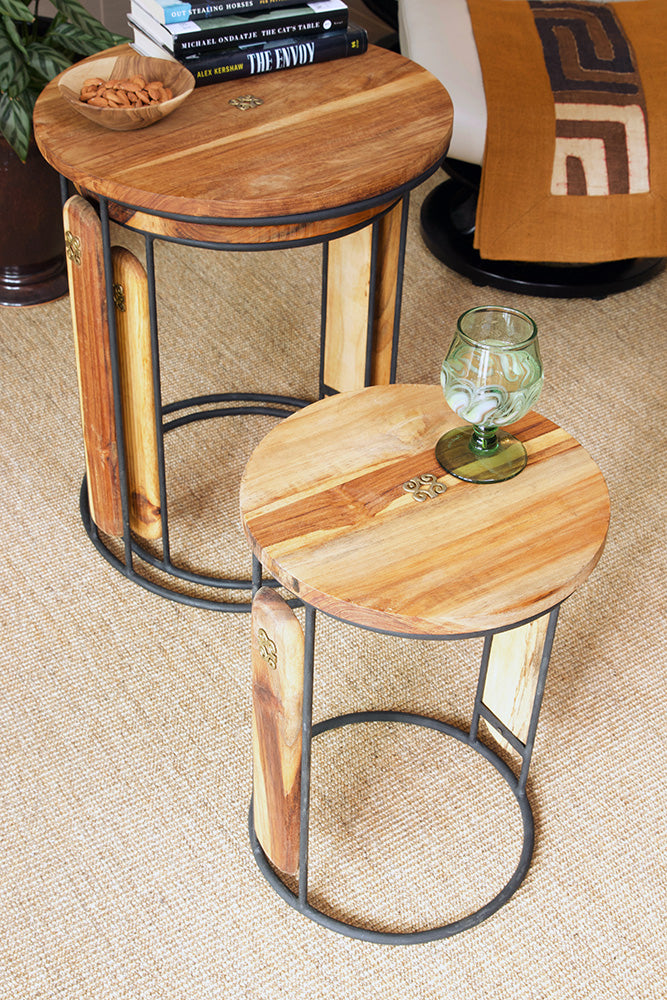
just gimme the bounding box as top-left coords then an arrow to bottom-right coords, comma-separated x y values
421,163 -> 665,300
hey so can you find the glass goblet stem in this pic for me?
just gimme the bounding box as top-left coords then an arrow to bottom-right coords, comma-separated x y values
470,425 -> 499,455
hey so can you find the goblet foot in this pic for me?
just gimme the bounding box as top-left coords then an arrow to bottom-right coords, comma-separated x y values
435,426 -> 527,484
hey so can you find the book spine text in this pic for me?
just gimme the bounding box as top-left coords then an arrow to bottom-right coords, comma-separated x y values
187,27 -> 367,84
172,9 -> 348,55
187,0 -> 300,20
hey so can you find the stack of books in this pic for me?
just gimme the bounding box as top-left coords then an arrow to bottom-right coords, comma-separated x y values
128,0 -> 369,87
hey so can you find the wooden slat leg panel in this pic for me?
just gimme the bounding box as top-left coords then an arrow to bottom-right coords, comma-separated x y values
322,226 -> 373,393
111,246 -> 161,541
252,587 -> 304,875
64,195 -> 122,536
370,200 -> 404,386
322,202 -> 405,393
482,616 -> 551,752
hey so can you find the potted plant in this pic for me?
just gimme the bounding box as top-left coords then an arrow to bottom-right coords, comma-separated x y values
0,0 -> 126,305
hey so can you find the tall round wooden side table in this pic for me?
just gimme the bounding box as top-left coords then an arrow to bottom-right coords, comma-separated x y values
32,45 -> 452,611
240,383 -> 610,943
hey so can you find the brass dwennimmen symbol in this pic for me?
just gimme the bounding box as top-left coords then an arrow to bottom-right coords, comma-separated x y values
112,283 -> 126,312
402,473 -> 446,502
229,95 -> 263,110
257,628 -> 278,669
65,230 -> 81,265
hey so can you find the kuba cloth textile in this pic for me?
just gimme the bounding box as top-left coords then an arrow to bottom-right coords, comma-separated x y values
466,0 -> 667,262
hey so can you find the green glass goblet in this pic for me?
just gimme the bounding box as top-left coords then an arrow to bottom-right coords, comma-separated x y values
435,305 -> 543,484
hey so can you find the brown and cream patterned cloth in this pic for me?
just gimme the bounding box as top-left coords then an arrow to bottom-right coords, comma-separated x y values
467,0 -> 666,262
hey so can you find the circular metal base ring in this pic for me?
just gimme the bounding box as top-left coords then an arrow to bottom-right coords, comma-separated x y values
80,391 -> 310,612
249,710 -> 534,944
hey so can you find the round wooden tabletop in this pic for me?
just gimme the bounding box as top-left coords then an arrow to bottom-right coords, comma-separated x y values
33,44 -> 453,225
240,384 -> 610,636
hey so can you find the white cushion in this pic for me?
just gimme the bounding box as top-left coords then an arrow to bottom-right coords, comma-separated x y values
398,0 -> 487,164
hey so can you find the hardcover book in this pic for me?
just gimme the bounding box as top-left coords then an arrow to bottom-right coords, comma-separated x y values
130,24 -> 367,82
128,0 -> 349,56
138,0 -> 302,25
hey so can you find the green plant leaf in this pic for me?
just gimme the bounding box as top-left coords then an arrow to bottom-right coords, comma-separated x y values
67,30 -> 112,57
0,0 -> 129,154
47,20 -> 118,56
0,90 -> 31,160
2,13 -> 28,56
25,40 -> 71,83
0,27 -> 29,93
0,0 -> 33,24
50,0 -> 119,47
45,20 -> 82,52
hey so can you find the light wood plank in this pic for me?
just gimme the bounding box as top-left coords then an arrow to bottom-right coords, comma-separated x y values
482,616 -> 551,752
322,226 -> 373,393
63,194 -> 122,536
112,246 -> 161,541
240,385 -> 611,636
323,200 -> 405,392
252,587 -> 304,875
370,200 -> 405,386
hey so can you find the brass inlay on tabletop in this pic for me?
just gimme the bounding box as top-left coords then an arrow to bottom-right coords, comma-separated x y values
402,473 -> 446,502
112,283 -> 126,311
257,628 -> 278,669
229,95 -> 264,110
64,230 -> 81,265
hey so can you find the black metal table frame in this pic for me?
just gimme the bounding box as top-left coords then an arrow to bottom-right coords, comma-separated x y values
248,555 -> 562,944
61,163 -> 442,612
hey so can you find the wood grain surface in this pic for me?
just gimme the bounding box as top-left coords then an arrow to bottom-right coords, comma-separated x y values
112,246 -> 162,541
483,615 -> 551,751
252,587 -> 304,875
81,200 -> 392,247
322,224 -> 373,393
240,385 -> 610,635
322,200 -> 405,392
64,195 -> 122,536
57,51 -> 194,132
369,200 -> 406,385
34,45 -> 452,228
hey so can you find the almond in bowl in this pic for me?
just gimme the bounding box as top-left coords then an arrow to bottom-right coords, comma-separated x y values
58,50 -> 194,131
79,75 -> 173,108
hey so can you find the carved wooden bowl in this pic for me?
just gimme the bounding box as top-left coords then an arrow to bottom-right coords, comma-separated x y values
57,51 -> 195,131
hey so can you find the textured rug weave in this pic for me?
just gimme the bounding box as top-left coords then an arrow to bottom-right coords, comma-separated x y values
0,174 -> 665,998
468,0 -> 667,261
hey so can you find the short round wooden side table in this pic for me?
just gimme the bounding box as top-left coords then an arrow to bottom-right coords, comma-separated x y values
240,383 -> 610,943
33,45 -> 452,611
